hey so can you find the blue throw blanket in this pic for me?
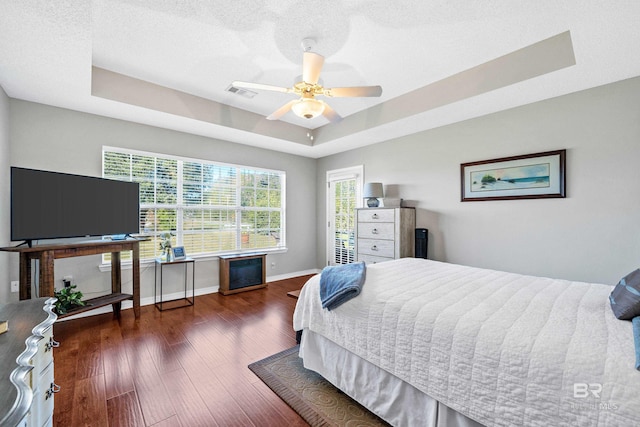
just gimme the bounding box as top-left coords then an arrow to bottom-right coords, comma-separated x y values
633,316 -> 640,371
320,262 -> 366,310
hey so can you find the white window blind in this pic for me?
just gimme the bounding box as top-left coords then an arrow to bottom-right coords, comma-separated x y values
332,178 -> 357,265
102,147 -> 285,261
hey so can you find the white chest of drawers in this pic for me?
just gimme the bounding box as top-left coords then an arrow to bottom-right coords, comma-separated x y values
0,298 -> 58,427
356,207 -> 416,264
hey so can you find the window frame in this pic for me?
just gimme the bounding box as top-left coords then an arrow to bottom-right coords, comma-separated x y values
101,146 -> 286,264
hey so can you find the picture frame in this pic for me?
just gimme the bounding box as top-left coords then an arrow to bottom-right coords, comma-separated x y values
461,149 -> 566,202
172,246 -> 186,260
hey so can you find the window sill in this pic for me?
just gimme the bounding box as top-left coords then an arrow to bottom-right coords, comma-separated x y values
98,247 -> 288,272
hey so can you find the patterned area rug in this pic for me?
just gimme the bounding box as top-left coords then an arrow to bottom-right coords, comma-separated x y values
248,346 -> 390,427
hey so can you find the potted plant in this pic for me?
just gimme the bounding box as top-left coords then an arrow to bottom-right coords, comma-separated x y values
54,284 -> 85,315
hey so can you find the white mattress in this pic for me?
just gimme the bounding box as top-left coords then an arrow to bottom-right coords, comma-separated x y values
293,258 -> 640,427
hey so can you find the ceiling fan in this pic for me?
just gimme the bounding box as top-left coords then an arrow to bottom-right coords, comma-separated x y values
232,41 -> 382,123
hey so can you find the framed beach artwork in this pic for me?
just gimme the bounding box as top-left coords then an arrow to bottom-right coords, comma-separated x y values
461,149 -> 566,201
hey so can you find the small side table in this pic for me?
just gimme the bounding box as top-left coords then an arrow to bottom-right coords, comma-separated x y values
154,257 -> 195,311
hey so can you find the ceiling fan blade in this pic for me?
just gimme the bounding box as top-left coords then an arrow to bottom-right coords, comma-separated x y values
232,81 -> 292,94
323,85 -> 383,98
302,52 -> 324,85
321,102 -> 342,123
266,100 -> 297,120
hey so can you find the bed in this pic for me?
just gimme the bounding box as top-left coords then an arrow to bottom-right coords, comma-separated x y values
293,258 -> 640,427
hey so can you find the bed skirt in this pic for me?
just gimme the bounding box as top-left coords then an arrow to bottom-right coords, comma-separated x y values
299,329 -> 485,427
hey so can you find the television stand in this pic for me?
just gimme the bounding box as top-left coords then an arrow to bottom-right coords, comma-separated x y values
0,239 -> 145,318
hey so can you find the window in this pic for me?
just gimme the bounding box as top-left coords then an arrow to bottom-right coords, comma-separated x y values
103,147 -> 285,261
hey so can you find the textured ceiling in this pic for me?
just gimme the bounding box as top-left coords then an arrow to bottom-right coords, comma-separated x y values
1,1 -> 639,158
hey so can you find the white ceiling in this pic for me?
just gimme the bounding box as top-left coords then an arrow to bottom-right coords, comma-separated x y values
1,1 -> 639,158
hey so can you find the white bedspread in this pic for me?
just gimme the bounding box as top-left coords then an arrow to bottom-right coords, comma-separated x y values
293,258 -> 640,427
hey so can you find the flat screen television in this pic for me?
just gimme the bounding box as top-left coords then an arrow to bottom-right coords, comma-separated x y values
11,167 -> 140,244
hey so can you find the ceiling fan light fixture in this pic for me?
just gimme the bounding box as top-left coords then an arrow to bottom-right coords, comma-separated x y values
292,98 -> 325,119
233,42 -> 380,123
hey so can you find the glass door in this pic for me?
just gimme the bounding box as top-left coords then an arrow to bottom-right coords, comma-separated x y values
326,166 -> 363,265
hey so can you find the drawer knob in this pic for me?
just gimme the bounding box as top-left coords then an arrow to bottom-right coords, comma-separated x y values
45,337 -> 60,351
371,245 -> 378,251
371,213 -> 378,219
371,228 -> 378,234
45,382 -> 61,400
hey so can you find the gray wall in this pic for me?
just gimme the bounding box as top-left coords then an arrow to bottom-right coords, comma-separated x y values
317,76 -> 640,284
0,86 -> 9,303
4,75 -> 640,306
6,101 -> 317,303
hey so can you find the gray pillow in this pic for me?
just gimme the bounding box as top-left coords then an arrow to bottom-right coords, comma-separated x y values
610,269 -> 640,320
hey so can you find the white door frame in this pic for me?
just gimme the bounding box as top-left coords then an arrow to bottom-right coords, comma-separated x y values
326,165 -> 364,266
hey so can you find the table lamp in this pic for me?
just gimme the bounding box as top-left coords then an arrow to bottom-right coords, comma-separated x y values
363,182 -> 384,208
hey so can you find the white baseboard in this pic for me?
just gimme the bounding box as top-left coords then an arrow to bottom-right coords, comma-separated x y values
266,268 -> 320,283
57,268 -> 320,322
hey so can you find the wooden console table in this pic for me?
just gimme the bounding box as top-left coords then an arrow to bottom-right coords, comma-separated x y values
0,239 -> 143,318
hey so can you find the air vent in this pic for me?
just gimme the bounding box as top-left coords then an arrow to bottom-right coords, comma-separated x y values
226,85 -> 257,99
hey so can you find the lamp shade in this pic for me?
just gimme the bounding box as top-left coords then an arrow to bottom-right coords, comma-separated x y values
363,182 -> 384,198
291,98 -> 325,119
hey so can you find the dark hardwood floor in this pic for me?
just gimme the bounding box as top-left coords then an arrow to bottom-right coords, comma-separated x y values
52,274 -> 314,427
